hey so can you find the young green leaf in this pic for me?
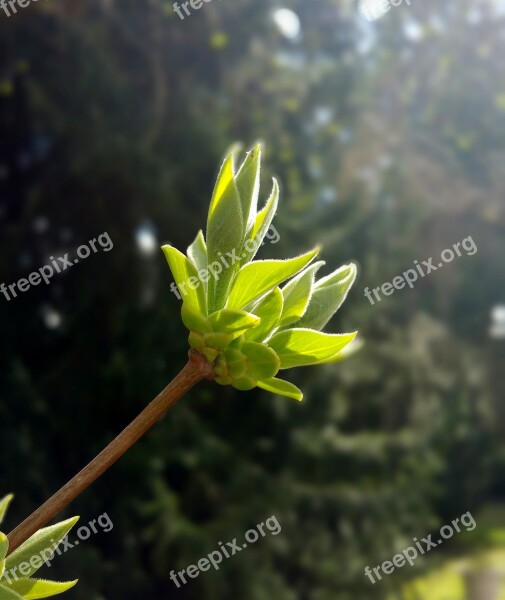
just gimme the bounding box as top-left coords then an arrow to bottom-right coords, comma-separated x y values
257,378 -> 303,401
208,309 -> 260,335
3,579 -> 78,600
241,179 -> 279,264
206,153 -> 245,312
5,517 -> 79,579
231,375 -> 257,391
226,248 -> 320,310
203,332 -> 235,352
244,287 -> 284,342
162,145 -> 359,402
235,144 -> 261,233
296,263 -> 357,331
279,261 -> 325,327
241,342 -> 280,380
0,496 -> 13,527
0,534 -> 8,564
0,584 -> 23,599
268,328 -> 357,369
162,245 -> 207,314
318,337 -> 362,363
181,303 -> 213,335
223,348 -> 247,379
186,230 -> 207,274
0,532 -> 8,579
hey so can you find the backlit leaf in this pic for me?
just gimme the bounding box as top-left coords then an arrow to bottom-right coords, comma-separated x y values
0,534 -> 8,563
208,309 -> 260,335
181,303 -> 212,335
6,517 -> 79,579
244,288 -> 284,342
297,263 -> 357,331
0,584 -> 23,599
226,248 -> 319,310
235,144 -> 261,233
257,378 -> 303,401
241,179 -> 279,264
187,230 -> 207,274
241,342 -> 280,380
162,245 -> 207,314
206,153 -> 245,311
268,328 -> 357,369
0,496 -> 13,527
279,261 -> 325,327
3,578 -> 77,600
320,337 -> 362,363
0,533 -> 8,579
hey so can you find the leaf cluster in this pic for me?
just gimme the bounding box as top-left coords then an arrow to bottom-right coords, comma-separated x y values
163,146 -> 358,401
0,496 -> 78,600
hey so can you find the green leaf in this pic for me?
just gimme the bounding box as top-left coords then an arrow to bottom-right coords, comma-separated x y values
5,517 -> 79,580
206,153 -> 245,312
322,337 -> 362,363
204,332 -> 234,351
235,144 -> 261,233
0,498 -> 11,582
231,375 -> 257,391
297,263 -> 357,331
268,328 -> 357,369
279,261 -> 325,327
0,496 -> 13,527
0,533 -> 8,563
208,309 -> 260,336
0,533 -> 8,579
223,348 -> 247,379
162,245 -> 207,314
257,378 -> 303,401
185,231 -> 210,332
186,230 -> 207,274
244,287 -> 284,342
0,584 -> 23,599
241,179 -> 279,264
3,579 -> 77,600
226,248 -> 320,310
181,303 -> 213,335
241,342 -> 280,380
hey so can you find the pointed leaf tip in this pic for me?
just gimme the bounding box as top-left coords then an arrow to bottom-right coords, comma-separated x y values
6,517 -> 79,579
162,245 -> 207,314
3,578 -> 78,599
297,262 -> 357,331
242,178 -> 279,264
206,153 -> 245,311
268,328 -> 357,369
257,377 -> 303,401
187,230 -> 207,274
0,495 -> 14,526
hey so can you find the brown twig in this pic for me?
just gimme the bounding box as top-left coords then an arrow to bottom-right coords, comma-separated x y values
7,351 -> 213,555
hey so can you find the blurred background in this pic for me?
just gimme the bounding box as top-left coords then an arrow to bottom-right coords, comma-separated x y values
1,0 -> 505,598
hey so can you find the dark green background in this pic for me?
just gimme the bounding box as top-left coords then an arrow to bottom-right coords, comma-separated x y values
1,0 -> 504,598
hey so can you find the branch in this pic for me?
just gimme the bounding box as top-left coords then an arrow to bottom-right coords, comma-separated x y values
7,350 -> 213,555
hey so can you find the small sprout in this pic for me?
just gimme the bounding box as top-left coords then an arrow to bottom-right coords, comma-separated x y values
0,494 -> 78,599
163,145 -> 358,402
